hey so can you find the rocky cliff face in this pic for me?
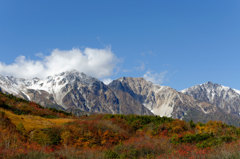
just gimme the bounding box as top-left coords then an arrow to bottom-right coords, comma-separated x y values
108,77 -> 240,126
181,82 -> 240,116
109,77 -> 217,119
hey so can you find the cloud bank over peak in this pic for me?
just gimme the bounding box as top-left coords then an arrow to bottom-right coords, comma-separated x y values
0,47 -> 118,79
143,71 -> 167,85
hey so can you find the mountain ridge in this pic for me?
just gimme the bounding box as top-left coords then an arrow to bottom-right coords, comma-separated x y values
0,70 -> 153,116
181,81 -> 240,116
0,71 -> 239,126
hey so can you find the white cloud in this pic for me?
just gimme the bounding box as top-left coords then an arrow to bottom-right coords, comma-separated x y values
0,47 -> 118,79
143,71 -> 167,85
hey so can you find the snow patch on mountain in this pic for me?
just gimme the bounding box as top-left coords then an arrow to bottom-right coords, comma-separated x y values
0,70 -> 99,107
181,82 -> 240,102
233,89 -> 240,95
181,81 -> 240,115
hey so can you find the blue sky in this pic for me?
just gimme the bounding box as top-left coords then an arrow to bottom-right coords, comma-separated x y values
0,0 -> 240,90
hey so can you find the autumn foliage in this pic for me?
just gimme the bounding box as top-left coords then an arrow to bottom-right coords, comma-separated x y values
0,92 -> 240,158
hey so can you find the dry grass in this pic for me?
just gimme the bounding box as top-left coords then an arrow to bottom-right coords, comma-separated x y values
0,108 -> 75,131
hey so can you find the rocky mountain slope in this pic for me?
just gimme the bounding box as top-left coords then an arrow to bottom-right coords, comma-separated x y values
108,77 -> 213,118
181,82 -> 240,116
0,71 -> 239,126
0,71 -> 152,115
108,77 -> 240,126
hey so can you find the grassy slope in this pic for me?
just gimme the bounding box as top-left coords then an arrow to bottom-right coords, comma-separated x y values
0,108 -> 74,131
0,92 -> 239,159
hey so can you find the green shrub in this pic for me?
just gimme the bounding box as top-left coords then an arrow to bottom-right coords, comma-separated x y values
49,108 -> 72,116
196,136 -> 236,148
104,114 -> 173,131
104,150 -> 120,159
0,103 -> 31,115
220,136 -> 236,143
171,133 -> 214,144
40,114 -> 58,119
189,120 -> 196,128
16,122 -> 27,136
30,127 -> 61,146
196,138 -> 221,148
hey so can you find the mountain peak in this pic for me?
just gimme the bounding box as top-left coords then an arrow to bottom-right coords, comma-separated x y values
200,81 -> 222,87
182,82 -> 235,94
182,81 -> 240,115
205,81 -> 214,85
1,72 -> 240,126
46,70 -> 99,84
118,76 -> 146,82
53,70 -> 82,77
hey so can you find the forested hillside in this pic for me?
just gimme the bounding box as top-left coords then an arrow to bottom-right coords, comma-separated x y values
0,92 -> 239,159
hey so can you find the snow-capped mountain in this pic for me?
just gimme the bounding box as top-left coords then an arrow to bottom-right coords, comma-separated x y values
233,89 -> 240,95
108,78 -> 240,126
108,77 -> 217,119
0,72 -> 239,126
0,74 -> 36,100
0,70 -> 152,115
181,81 -> 240,116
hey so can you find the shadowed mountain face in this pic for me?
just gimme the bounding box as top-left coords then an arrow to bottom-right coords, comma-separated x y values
0,71 -> 239,126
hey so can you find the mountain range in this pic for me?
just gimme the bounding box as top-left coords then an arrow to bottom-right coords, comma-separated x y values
0,70 -> 239,126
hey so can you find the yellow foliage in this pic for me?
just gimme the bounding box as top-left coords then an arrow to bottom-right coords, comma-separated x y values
0,108 -> 75,132
204,121 -> 224,135
30,129 -> 51,146
61,131 -> 72,145
196,124 -> 205,134
168,119 -> 188,133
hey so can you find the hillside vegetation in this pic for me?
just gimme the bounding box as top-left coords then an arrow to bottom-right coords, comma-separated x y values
0,92 -> 239,159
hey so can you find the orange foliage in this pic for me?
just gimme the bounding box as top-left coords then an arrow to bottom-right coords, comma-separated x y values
0,92 -> 240,159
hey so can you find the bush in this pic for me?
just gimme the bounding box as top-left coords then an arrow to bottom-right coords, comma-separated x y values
196,136 -> 236,148
196,138 -> 221,148
220,136 -> 236,143
30,127 -> 61,146
104,150 -> 120,159
171,133 -> 214,144
189,120 -> 196,128
16,122 -> 27,136
104,114 -> 173,131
